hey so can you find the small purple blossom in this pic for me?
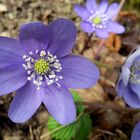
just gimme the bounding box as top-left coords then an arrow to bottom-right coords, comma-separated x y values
74,0 -> 125,38
116,47 -> 140,108
0,19 -> 100,125
131,122 -> 140,140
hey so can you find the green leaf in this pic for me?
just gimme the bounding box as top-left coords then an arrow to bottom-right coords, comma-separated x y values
47,115 -> 81,140
71,90 -> 84,113
75,114 -> 92,140
47,91 -> 92,140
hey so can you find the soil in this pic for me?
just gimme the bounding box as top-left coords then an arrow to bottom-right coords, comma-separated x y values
0,0 -> 140,140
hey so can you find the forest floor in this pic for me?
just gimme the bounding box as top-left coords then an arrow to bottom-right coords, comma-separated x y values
0,0 -> 140,140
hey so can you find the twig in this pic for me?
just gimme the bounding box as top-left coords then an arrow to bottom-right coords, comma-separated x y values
114,0 -> 127,21
97,129 -> 115,136
76,101 -> 140,113
80,34 -> 93,54
93,60 -> 113,70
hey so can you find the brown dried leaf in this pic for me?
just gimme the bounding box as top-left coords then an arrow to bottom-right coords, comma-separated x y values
106,33 -> 122,52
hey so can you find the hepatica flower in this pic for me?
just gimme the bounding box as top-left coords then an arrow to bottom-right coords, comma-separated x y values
131,122 -> 140,140
117,47 -> 140,108
0,19 -> 100,125
74,0 -> 125,38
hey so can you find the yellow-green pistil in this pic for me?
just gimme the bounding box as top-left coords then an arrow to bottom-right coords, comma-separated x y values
93,16 -> 102,24
34,59 -> 49,74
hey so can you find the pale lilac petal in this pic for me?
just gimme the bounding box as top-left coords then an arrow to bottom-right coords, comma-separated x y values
133,55 -> 140,62
42,85 -> 76,125
123,86 -> 140,108
116,78 -> 124,97
0,64 -> 27,95
124,48 -> 140,68
107,21 -> 125,34
95,29 -> 109,38
80,22 -> 94,33
46,19 -> 77,57
98,0 -> 108,13
117,79 -> 140,108
130,83 -> 140,99
0,37 -> 24,68
59,55 -> 100,89
106,3 -> 119,18
74,5 -> 90,20
8,82 -> 42,123
131,122 -> 140,140
86,0 -> 98,12
19,22 -> 49,53
121,66 -> 130,86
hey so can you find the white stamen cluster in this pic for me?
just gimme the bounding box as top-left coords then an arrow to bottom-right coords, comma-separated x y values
130,61 -> 140,84
22,50 -> 63,90
88,11 -> 109,29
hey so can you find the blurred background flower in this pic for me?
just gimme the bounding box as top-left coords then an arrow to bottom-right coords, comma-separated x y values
74,0 -> 125,38
117,47 -> 140,108
131,121 -> 140,140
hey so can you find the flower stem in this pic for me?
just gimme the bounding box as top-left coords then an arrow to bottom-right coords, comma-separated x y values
94,39 -> 105,59
80,34 -> 93,54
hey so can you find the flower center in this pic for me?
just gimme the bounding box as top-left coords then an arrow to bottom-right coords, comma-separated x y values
35,59 -> 49,74
22,50 -> 63,90
130,61 -> 140,83
88,11 -> 108,29
93,16 -> 102,25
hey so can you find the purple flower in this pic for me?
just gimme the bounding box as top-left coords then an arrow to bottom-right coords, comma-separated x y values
74,0 -> 125,38
131,122 -> 140,140
0,19 -> 100,125
117,47 -> 140,108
